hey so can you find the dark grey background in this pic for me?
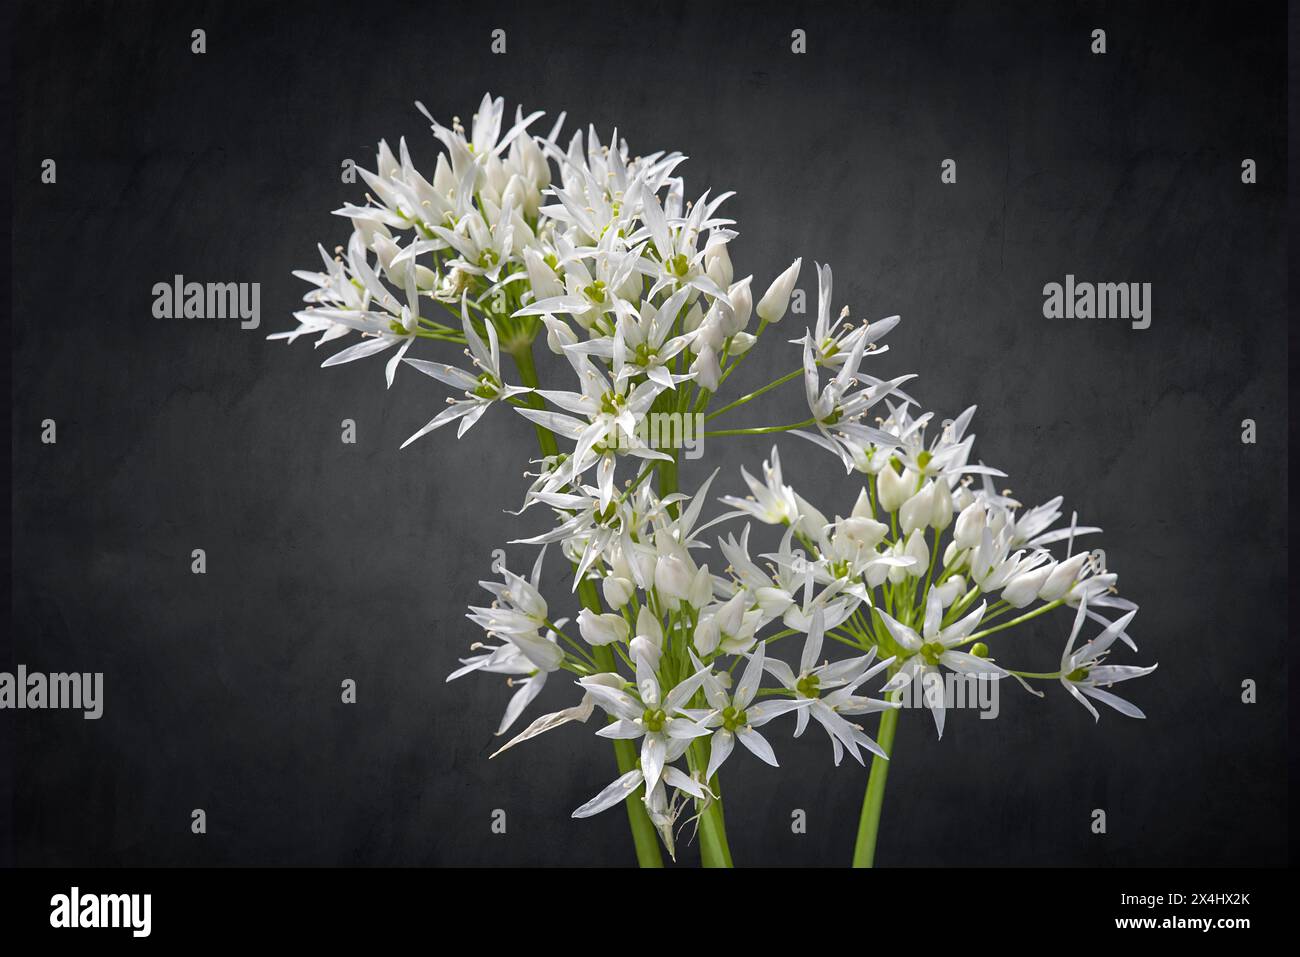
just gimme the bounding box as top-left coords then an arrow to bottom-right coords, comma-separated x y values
6,0 -> 1288,866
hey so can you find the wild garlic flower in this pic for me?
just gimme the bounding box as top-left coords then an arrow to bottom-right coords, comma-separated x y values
279,93 -> 1156,866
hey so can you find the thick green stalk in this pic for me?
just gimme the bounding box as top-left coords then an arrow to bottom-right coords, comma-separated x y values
684,735 -> 735,867
658,454 -> 734,868
852,705 -> 900,867
585,600 -> 666,868
513,338 -> 663,868
508,344 -> 558,458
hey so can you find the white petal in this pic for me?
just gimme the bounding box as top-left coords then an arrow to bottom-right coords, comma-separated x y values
572,769 -> 643,818
736,727 -> 779,767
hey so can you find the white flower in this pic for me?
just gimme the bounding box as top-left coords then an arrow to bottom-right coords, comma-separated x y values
762,609 -> 896,765
463,550 -> 564,671
694,590 -> 761,655
400,299 -> 530,446
719,446 -> 803,527
1059,601 -> 1154,720
574,657 -> 713,812
877,590 -> 1005,739
515,350 -> 673,502
281,93 -> 1153,863
489,673 -> 635,759
447,636 -> 555,736
688,644 -> 810,778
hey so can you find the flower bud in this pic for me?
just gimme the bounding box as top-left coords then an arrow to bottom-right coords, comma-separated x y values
654,553 -> 693,602
1001,564 -> 1053,608
693,615 -> 721,655
543,315 -> 576,356
755,586 -> 794,620
602,574 -> 633,609
635,605 -> 663,646
904,529 -> 930,570
726,276 -> 753,334
757,258 -> 802,324
695,314 -> 726,352
688,564 -> 714,609
1039,552 -> 1089,601
877,462 -> 911,512
690,344 -> 721,392
705,243 -> 733,289
935,575 -> 965,607
953,502 -> 986,549
501,175 -> 527,220
842,516 -> 887,549
681,302 -> 705,334
970,642 -> 989,658
716,591 -> 747,637
851,487 -> 875,520
720,614 -> 759,655
900,482 -> 936,536
577,608 -> 629,646
887,561 -> 908,586
523,247 -> 564,301
513,632 -> 565,673
930,479 -> 954,532
729,331 -> 756,355
629,635 -> 662,670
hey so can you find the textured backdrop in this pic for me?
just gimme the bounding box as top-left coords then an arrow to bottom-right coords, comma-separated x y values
6,0 -> 1288,866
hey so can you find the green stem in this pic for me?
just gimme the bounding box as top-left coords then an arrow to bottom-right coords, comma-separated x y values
658,449 -> 733,868
704,417 -> 816,438
714,317 -> 768,390
704,367 -> 803,422
691,738 -> 733,868
852,705 -> 900,867
511,338 -> 661,867
581,579 -> 665,869
958,599 -> 1064,647
508,344 -> 557,458
658,455 -> 679,516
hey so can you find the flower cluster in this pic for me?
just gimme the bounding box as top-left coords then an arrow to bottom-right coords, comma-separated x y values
275,93 -> 1157,866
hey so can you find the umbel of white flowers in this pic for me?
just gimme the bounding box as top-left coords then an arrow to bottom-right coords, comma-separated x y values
273,93 -> 1156,866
